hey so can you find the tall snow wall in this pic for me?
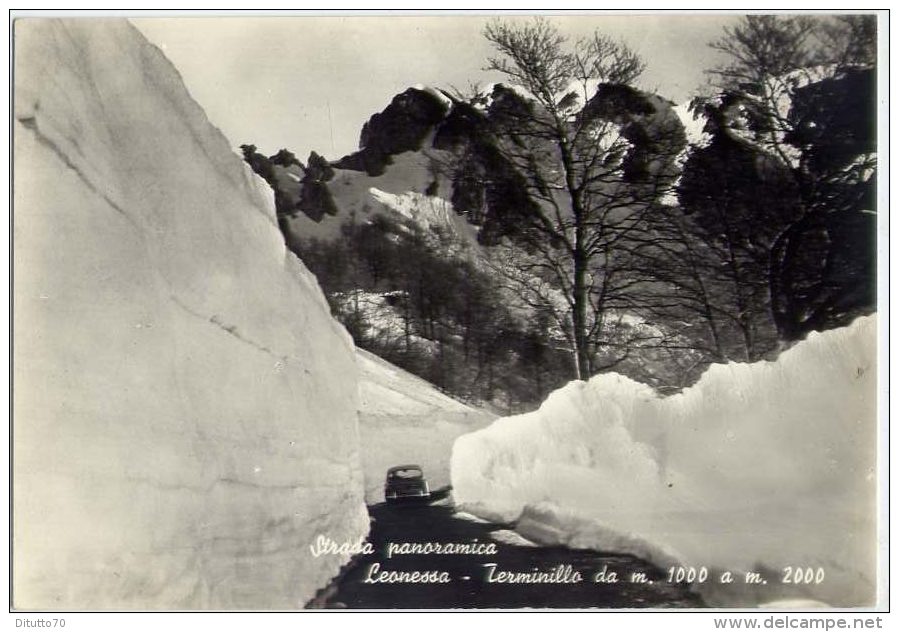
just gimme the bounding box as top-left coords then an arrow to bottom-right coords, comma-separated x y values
13,19 -> 368,610
451,317 -> 877,607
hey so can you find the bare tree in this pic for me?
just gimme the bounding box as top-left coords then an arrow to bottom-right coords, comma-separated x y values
478,18 -> 684,379
696,14 -> 877,341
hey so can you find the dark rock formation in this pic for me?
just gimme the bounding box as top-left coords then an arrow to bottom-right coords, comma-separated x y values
333,87 -> 452,176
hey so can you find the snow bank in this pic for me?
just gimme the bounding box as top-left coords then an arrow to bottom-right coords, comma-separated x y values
13,19 -> 367,609
451,317 -> 877,607
357,350 -> 495,503
489,530 -> 538,548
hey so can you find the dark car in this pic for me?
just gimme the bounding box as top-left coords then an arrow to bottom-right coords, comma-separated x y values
384,464 -> 431,502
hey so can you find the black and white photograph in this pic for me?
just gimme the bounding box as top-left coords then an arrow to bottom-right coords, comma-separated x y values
10,10 -> 886,616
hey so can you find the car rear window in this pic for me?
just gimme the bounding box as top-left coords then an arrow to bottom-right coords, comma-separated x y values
390,468 -> 422,479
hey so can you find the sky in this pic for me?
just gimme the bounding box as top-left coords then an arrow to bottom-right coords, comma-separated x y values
133,14 -> 741,162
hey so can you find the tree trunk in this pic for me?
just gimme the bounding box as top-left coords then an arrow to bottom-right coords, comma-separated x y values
572,249 -> 591,381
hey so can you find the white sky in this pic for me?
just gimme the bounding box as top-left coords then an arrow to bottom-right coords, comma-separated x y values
132,14 -> 740,162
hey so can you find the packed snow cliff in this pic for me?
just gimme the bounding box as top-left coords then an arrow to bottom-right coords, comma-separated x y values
13,19 -> 368,609
451,316 -> 877,607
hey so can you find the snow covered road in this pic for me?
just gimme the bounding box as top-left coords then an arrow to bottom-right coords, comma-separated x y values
357,349 -> 496,503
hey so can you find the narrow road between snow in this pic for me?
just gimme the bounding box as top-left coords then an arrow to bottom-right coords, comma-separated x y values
314,490 -> 704,609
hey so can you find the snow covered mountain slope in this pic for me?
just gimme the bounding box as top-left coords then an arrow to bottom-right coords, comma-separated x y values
287,148 -> 480,248
357,349 -> 495,503
13,19 -> 367,610
451,316 -> 877,607
673,100 -> 708,147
